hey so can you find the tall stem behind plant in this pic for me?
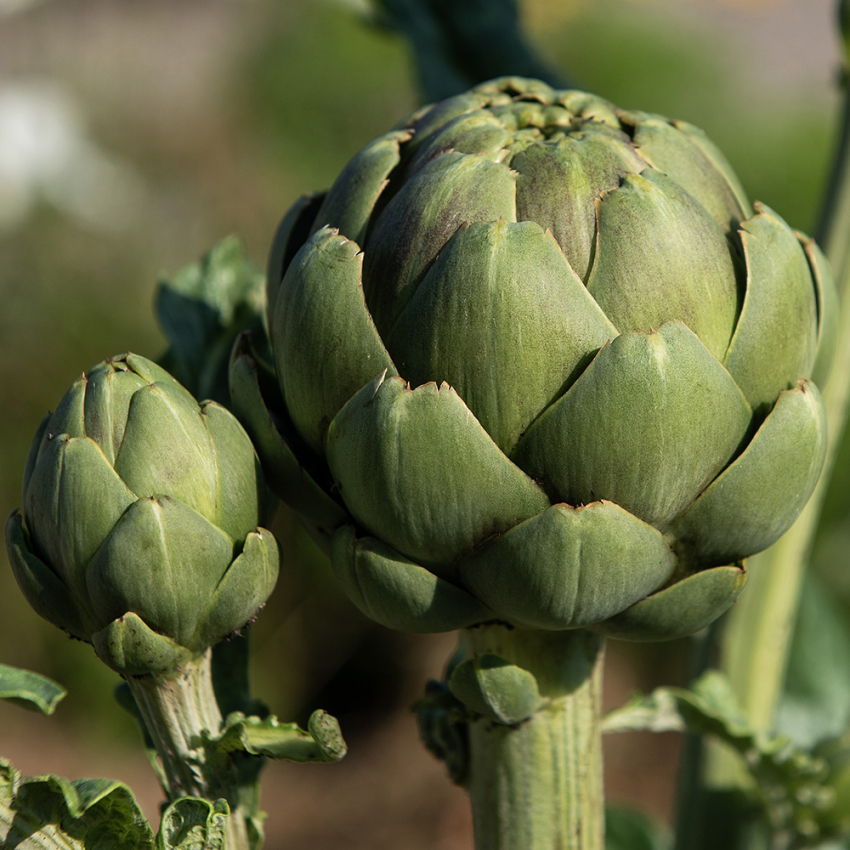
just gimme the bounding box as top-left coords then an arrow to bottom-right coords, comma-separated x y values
708,0 -> 850,783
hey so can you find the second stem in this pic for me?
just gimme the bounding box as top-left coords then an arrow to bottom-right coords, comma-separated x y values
458,625 -> 605,850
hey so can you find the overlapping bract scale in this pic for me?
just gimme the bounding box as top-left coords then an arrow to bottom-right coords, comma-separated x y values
513,322 -> 753,528
362,151 -> 518,335
271,227 -> 397,454
587,170 -> 740,360
326,373 -> 550,570
386,219 -> 615,454
242,75 -> 835,642
723,205 -> 819,412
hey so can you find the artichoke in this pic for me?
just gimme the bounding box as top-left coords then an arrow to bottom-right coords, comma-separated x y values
232,76 -> 835,641
5,354 -> 279,676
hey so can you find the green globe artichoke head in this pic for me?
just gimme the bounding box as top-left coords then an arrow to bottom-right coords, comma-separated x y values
233,77 -> 835,641
6,354 -> 279,676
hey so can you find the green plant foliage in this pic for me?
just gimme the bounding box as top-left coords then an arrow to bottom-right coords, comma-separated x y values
777,572 -> 850,749
156,798 -> 229,850
156,236 -> 266,407
604,671 -> 834,847
414,679 -> 469,785
0,758 -> 154,849
605,806 -> 670,850
0,663 -> 66,715
211,709 -> 347,763
448,653 -> 544,725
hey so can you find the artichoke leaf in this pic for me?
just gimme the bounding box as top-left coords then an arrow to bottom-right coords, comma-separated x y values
114,382 -> 218,523
0,760 -> 154,850
228,338 -> 348,537
513,321 -> 752,529
448,654 -> 544,724
386,219 -> 616,454
157,797 -> 229,850
408,111 -> 512,172
154,236 -> 266,407
266,192 -> 326,320
21,432 -> 66,579
21,413 -> 50,508
587,169 -> 739,360
331,525 -> 491,633
724,204 -> 819,411
311,131 -> 410,244
670,380 -> 826,566
92,612 -> 193,677
43,373 -> 86,441
194,529 -> 280,648
625,114 -> 748,231
201,401 -> 266,541
362,151 -> 518,335
459,501 -> 675,630
475,77 -> 557,103
86,496 -> 234,648
513,132 -> 646,281
326,373 -> 550,568
272,227 -> 398,455
594,565 -> 746,642
213,709 -> 346,763
0,663 -> 66,715
53,437 -> 137,600
558,90 -> 620,127
23,434 -> 134,602
5,511 -> 95,641
124,353 -> 197,398
672,119 -> 753,220
404,91 -> 494,156
801,234 -> 840,388
81,364 -> 149,465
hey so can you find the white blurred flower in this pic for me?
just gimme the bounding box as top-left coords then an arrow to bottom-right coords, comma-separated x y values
0,80 -> 149,232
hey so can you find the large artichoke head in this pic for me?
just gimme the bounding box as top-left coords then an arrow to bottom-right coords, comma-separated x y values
233,77 -> 836,641
6,354 -> 279,676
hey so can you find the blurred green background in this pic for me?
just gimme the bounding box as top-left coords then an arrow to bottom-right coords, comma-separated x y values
0,0 -> 845,847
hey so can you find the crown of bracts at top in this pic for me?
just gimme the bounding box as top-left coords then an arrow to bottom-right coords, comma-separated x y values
5,353 -> 279,677
231,76 -> 837,642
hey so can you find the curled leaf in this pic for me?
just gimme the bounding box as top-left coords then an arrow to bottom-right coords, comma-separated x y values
0,663 -> 66,715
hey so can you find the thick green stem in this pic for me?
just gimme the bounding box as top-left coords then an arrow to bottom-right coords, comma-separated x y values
459,625 -> 605,850
126,649 -> 250,850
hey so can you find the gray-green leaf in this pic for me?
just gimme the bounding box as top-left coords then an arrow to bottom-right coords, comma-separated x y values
211,710 -> 347,763
0,758 -> 154,849
156,797 -> 229,850
0,663 -> 66,715
603,671 -> 832,844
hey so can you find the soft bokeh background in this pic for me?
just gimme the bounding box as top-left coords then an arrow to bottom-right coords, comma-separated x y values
0,0 -> 845,846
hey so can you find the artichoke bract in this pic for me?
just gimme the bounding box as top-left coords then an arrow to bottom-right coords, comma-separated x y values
233,76 -> 835,641
6,354 -> 279,676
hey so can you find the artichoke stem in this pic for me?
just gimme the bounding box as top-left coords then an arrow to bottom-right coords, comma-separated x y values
125,649 -> 250,850
460,626 -> 605,850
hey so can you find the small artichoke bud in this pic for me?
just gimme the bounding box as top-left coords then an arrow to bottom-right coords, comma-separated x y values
6,354 -> 279,677
233,76 -> 835,641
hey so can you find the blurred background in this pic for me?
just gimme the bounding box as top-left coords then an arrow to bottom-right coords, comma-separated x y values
0,0 -> 844,847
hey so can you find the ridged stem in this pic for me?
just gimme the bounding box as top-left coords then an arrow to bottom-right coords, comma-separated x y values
125,649 -> 250,850
460,626 -> 605,850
